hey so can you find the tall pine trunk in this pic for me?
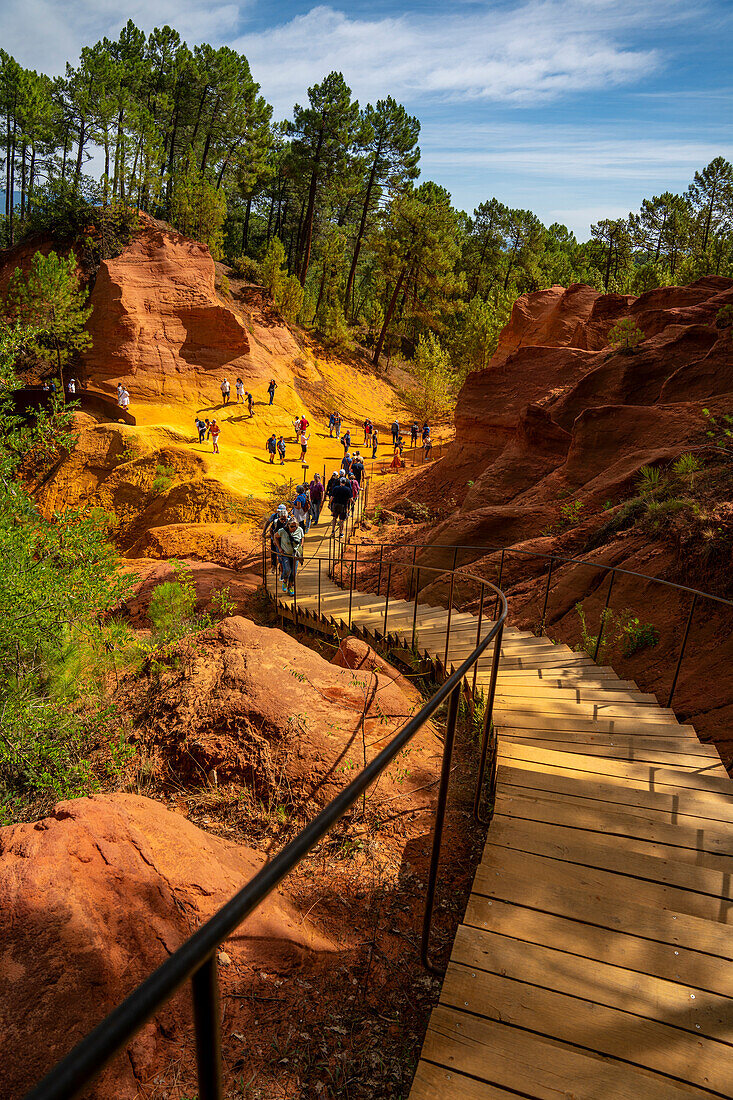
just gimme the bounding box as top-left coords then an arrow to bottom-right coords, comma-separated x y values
373,266 -> 406,366
345,147 -> 380,316
298,127 -> 324,285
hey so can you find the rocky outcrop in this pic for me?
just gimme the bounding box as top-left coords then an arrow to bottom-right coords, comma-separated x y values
81,216 -> 261,403
0,793 -> 329,1100
128,615 -> 440,802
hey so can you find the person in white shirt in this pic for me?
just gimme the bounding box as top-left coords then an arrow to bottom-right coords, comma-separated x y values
221,378 -> 230,405
235,378 -> 244,403
67,378 -> 76,395
119,389 -> 130,410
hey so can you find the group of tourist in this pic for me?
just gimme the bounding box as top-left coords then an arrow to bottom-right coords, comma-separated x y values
220,378 -> 255,414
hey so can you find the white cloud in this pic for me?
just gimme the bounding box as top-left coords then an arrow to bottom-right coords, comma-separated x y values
231,0 -> 692,116
0,0 -> 244,74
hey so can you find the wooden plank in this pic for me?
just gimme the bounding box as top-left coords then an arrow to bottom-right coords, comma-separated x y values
496,712 -> 689,735
463,896 -> 733,996
450,924 -> 731,1042
498,743 -> 733,798
482,818 -> 733,911
496,703 -> 684,723
421,1004 -> 718,1099
495,788 -> 733,869
498,763 -> 733,826
499,735 -> 725,770
439,962 -> 733,1096
474,848 -> 733,933
409,1061 -> 518,1099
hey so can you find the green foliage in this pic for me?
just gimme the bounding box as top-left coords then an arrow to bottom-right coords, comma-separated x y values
672,452 -> 702,487
151,463 -> 175,493
210,586 -> 235,619
575,603 -> 659,663
148,562 -> 200,643
716,304 -> 733,328
703,407 -> 733,458
584,497 -> 648,551
637,464 -> 663,499
397,332 -> 456,422
3,251 -> 92,386
608,316 -> 645,350
230,255 -> 261,281
170,160 -> 227,259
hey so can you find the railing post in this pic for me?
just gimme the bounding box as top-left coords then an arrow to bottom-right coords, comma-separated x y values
471,583 -> 486,700
411,566 -> 421,651
318,557 -> 322,619
348,560 -> 355,629
540,557 -> 555,633
667,594 -> 698,709
383,564 -> 392,637
407,545 -> 417,601
191,955 -> 223,1100
592,570 -> 616,662
474,620 -> 504,825
422,684 -> 460,974
377,544 -> 384,596
443,569 -> 456,674
353,544 -> 359,592
292,555 -> 298,630
494,549 -> 505,617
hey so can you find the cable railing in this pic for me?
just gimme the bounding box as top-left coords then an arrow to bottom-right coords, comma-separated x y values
24,498 -> 506,1100
336,536 -> 733,711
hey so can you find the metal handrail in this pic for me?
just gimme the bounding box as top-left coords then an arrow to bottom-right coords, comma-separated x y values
26,502 -> 505,1100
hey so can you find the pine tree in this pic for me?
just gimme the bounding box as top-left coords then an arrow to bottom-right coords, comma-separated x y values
3,250 -> 92,390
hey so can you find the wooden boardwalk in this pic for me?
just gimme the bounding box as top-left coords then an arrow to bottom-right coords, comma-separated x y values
268,518 -> 733,1099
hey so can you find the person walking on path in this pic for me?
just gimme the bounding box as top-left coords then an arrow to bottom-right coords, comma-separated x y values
299,430 -> 310,462
266,433 -> 277,464
328,412 -> 336,437
342,451 -> 352,476
391,445 -> 401,471
292,485 -> 309,531
351,453 -> 364,486
349,472 -> 359,510
117,382 -> 123,403
221,378 -> 230,405
119,388 -> 130,411
342,428 -> 351,453
275,516 -> 303,595
309,473 -> 324,524
423,432 -> 432,458
411,421 -> 419,447
267,379 -> 276,405
363,419 -> 371,445
277,436 -> 286,464
326,469 -> 340,499
235,378 -> 245,403
329,476 -> 352,538
210,418 -> 221,453
391,419 -> 399,446
371,428 -> 379,457
247,391 -> 254,416
265,504 -> 288,574
67,378 -> 77,396
195,416 -> 206,443
334,412 -> 342,440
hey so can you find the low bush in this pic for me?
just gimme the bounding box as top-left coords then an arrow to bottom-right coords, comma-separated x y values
151,462 -> 175,493
230,255 -> 261,282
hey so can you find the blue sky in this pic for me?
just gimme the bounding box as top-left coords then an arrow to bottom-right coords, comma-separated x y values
3,0 -> 732,238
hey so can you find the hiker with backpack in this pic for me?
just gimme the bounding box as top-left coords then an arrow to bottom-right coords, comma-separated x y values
411,421 -> 419,447
195,416 -> 206,443
391,419 -> 399,446
277,436 -> 286,464
275,515 -> 303,595
266,433 -> 277,464
329,476 -> 353,538
264,504 -> 289,574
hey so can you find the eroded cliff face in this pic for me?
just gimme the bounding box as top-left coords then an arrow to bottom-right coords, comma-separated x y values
439,275 -> 733,515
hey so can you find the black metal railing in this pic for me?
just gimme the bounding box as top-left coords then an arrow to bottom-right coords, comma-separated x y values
24,515 -> 506,1100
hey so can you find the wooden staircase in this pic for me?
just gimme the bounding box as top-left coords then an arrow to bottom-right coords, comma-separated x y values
268,518 -> 733,1099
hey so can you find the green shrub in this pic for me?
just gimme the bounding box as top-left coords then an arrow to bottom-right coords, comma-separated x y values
672,452 -> 702,488
151,463 -> 175,493
230,255 -> 261,282
210,586 -> 235,619
148,563 -> 200,642
584,497 -> 648,550
608,316 -> 644,350
621,616 -> 660,657
715,304 -> 733,328
702,407 -> 733,459
637,464 -> 663,500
